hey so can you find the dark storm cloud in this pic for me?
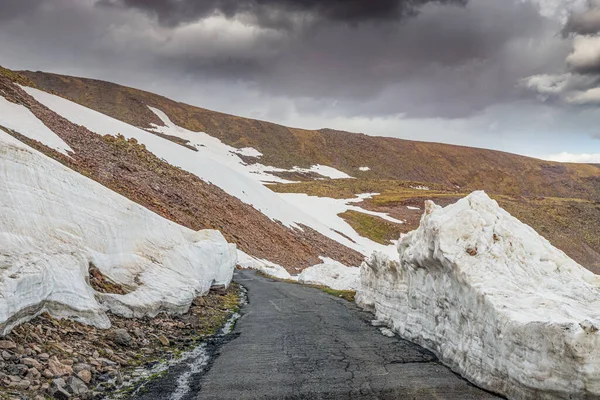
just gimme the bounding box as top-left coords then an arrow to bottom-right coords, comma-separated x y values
0,0 -> 45,22
97,0 -> 468,27
145,0 -> 567,118
0,0 -> 573,122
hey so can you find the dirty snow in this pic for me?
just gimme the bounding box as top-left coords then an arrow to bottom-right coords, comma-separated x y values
0,130 -> 237,335
0,96 -> 72,156
357,191 -> 600,399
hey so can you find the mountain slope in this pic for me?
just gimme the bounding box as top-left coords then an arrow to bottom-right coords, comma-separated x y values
22,70 -> 600,201
0,74 -> 364,271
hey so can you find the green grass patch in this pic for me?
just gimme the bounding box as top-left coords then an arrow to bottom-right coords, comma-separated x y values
338,210 -> 403,245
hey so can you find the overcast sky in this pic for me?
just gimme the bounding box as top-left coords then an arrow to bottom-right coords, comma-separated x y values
2,0 -> 600,161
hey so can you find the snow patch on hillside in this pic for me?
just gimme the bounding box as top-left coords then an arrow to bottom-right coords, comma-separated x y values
292,165 -> 352,179
357,191 -> 600,399
0,96 -> 72,156
359,166 -> 370,171
0,130 -> 236,335
236,251 -> 295,281
298,258 -> 360,291
232,147 -> 263,158
278,193 -> 401,258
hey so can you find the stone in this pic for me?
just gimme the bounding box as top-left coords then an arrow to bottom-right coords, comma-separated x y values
67,376 -> 89,395
97,357 -> 116,367
77,369 -> 92,384
8,378 -> 31,390
1,351 -> 11,360
26,367 -> 40,380
158,335 -> 169,346
21,357 -> 42,369
0,340 -> 16,350
48,356 -> 73,377
73,363 -> 92,374
38,353 -> 50,360
111,329 -> 132,347
51,378 -> 71,399
133,328 -> 144,338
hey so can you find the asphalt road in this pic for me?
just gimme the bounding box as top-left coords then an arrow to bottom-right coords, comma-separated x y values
132,270 -> 501,400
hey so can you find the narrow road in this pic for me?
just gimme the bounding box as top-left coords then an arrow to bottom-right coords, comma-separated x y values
133,270 -> 501,400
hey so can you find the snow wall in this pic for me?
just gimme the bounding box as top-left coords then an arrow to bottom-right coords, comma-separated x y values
357,191 -> 600,400
0,131 -> 237,335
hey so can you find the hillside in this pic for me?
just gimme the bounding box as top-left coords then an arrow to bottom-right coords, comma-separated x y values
21,71 -> 600,201
13,69 -> 600,272
0,72 -> 365,272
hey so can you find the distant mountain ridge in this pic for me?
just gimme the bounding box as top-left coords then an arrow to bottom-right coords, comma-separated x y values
22,70 -> 600,202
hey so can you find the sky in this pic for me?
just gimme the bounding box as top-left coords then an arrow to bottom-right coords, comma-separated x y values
2,0 -> 600,162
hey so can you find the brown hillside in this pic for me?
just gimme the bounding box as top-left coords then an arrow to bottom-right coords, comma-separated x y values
21,70 -> 600,201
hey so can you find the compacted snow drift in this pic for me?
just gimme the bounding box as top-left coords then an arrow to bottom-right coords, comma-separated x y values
0,131 -> 237,335
357,191 -> 600,400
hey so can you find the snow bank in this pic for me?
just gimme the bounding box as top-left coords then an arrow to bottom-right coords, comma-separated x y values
357,191 -> 600,399
298,258 -> 360,291
0,131 -> 237,335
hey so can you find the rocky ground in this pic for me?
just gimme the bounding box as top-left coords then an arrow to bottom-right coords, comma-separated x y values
0,284 -> 241,400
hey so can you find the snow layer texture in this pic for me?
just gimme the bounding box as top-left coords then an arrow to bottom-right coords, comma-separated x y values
0,131 -> 236,335
357,191 -> 600,400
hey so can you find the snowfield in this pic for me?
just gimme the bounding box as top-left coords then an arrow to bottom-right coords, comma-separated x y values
357,191 -> 600,399
0,130 -> 236,335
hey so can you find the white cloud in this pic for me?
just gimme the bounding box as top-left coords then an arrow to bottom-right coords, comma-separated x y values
545,152 -> 600,163
566,87 -> 600,104
566,35 -> 600,72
